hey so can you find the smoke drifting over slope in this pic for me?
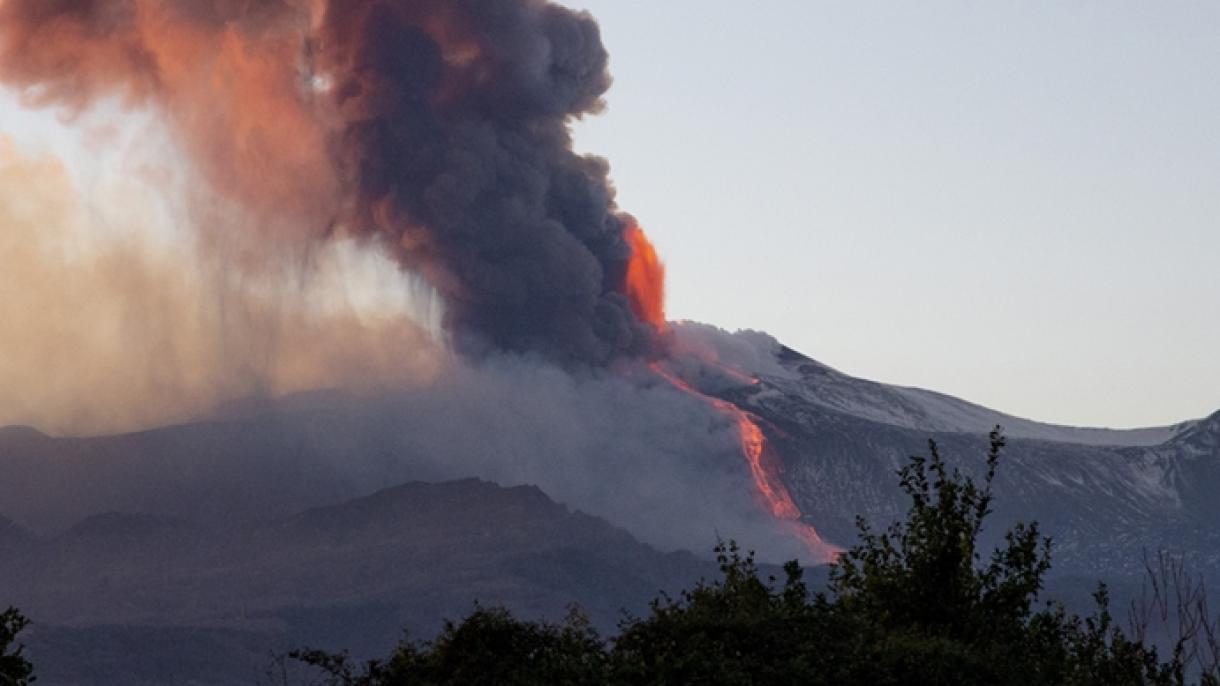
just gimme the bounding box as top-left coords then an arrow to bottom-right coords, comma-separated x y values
0,1 -> 834,561
0,0 -> 660,363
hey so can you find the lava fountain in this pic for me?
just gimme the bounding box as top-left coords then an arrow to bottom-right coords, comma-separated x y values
0,0 -> 837,560
622,219 -> 667,333
624,222 -> 839,562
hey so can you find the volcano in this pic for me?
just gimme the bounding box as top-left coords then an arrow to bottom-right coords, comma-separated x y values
2,324 -> 1218,683
0,1 -> 1215,683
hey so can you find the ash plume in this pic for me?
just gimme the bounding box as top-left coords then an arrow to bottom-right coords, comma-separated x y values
0,0 -> 661,364
0,1 -> 830,562
0,136 -> 442,435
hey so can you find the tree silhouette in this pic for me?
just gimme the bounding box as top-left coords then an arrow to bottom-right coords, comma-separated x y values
292,428 -> 1218,685
0,606 -> 34,686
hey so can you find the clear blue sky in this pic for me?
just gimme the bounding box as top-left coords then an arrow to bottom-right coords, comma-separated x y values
565,1 -> 1220,428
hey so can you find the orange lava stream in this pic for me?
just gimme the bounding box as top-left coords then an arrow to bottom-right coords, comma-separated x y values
621,222 -> 836,560
623,220 -> 666,332
649,362 -> 840,561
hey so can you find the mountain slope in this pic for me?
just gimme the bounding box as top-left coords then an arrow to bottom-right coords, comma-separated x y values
698,331 -> 1220,579
758,343 -> 1194,446
3,479 -> 717,685
0,513 -> 34,559
2,325 -> 1217,683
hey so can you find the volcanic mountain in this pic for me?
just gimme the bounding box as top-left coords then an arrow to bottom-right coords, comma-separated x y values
680,325 -> 1219,579
2,324 -> 1217,684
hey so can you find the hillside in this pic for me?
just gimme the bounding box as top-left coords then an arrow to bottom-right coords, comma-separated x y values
2,479 -> 717,685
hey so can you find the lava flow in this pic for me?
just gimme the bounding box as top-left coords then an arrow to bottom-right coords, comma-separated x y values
648,362 -> 839,561
622,219 -> 667,333
622,221 -> 837,561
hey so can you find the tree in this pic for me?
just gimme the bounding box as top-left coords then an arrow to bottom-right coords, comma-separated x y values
0,606 -> 34,686
610,541 -> 833,685
825,428 -> 1184,685
292,428 -> 1218,685
826,429 -> 1054,683
291,605 -> 607,686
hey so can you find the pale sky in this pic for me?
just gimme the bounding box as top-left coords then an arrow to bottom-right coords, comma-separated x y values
565,1 -> 1220,428
1,2 -> 1217,430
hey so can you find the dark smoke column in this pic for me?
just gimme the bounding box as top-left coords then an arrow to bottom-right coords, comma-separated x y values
314,0 -> 658,363
0,0 -> 663,365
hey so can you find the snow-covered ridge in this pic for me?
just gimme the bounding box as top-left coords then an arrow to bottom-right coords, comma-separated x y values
769,349 -> 1196,447
671,322 -> 1198,447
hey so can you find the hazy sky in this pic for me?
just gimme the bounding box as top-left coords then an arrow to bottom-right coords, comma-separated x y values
1,2 -> 1216,430
564,1 -> 1220,428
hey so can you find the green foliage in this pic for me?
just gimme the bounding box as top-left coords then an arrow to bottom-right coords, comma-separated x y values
825,429 -> 1062,684
610,542 -> 833,685
1028,587 -> 1184,686
0,606 -> 35,686
292,428 -> 1218,685
291,605 -> 606,686
831,430 -> 1050,639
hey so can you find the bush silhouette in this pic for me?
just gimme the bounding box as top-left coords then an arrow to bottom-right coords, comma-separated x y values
0,606 -> 34,686
293,429 -> 1218,685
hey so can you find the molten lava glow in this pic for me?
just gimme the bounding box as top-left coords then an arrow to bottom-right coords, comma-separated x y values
649,362 -> 840,562
623,221 -> 666,331
621,217 -> 832,558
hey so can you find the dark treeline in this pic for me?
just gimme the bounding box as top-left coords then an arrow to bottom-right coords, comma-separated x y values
5,430 -> 1219,685
289,429 -> 1220,686
1,606 -> 33,685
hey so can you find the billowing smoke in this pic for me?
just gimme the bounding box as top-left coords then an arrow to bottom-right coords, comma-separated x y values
0,134 -> 443,435
0,1 -> 830,562
0,0 -> 660,363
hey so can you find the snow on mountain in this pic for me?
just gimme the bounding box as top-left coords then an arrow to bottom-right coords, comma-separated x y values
766,352 -> 1194,447
672,323 -> 1220,579
671,322 -> 1196,447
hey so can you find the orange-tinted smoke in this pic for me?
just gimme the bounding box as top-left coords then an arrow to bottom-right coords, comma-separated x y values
624,220 -> 667,331
0,0 -> 339,238
1,0 -> 663,360
0,135 -> 442,436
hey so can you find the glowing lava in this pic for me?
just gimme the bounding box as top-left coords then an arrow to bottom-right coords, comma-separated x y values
620,221 -> 836,561
649,362 -> 840,562
623,220 -> 666,332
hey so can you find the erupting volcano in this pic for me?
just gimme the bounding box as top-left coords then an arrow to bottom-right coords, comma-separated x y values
622,219 -> 667,333
0,0 -> 836,560
622,215 -> 836,559
645,360 -> 840,560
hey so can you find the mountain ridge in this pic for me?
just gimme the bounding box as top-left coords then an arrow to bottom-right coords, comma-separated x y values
4,477 -> 722,685
2,326 -> 1217,684
683,331 -> 1220,580
767,344 -> 1198,447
